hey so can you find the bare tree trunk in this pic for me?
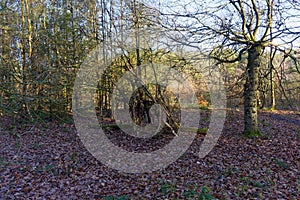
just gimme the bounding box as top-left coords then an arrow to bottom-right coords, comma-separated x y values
270,67 -> 275,110
269,25 -> 276,110
21,0 -> 28,114
244,45 -> 262,135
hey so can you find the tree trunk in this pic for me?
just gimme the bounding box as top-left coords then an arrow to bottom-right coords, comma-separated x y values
21,0 -> 28,114
270,62 -> 275,110
244,45 -> 262,135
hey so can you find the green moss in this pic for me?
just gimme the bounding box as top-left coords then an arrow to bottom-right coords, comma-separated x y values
243,129 -> 262,138
197,128 -> 209,134
269,107 -> 276,111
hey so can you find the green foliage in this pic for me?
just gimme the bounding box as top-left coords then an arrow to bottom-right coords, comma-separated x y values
184,186 -> 198,199
236,185 -> 248,197
183,184 -> 214,200
14,141 -> 21,149
161,182 -> 176,195
104,195 -> 129,200
274,158 -> 288,169
32,142 -> 41,150
249,180 -> 265,188
159,182 -> 215,200
225,167 -> 239,176
0,156 -> 9,167
198,187 -> 214,200
33,164 -> 57,175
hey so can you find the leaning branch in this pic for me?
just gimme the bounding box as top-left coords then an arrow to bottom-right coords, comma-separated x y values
209,47 -> 248,64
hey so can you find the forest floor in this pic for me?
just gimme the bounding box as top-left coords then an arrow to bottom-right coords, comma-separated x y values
0,110 -> 299,199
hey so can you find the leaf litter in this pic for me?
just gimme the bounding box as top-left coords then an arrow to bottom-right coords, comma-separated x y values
0,110 -> 299,199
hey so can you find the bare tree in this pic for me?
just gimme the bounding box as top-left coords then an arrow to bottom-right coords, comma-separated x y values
160,0 -> 300,135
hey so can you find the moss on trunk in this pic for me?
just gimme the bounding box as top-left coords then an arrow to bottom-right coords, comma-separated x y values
244,45 -> 262,134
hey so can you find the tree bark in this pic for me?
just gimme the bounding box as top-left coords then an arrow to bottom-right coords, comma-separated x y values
21,0 -> 28,113
270,61 -> 275,110
244,45 -> 262,134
